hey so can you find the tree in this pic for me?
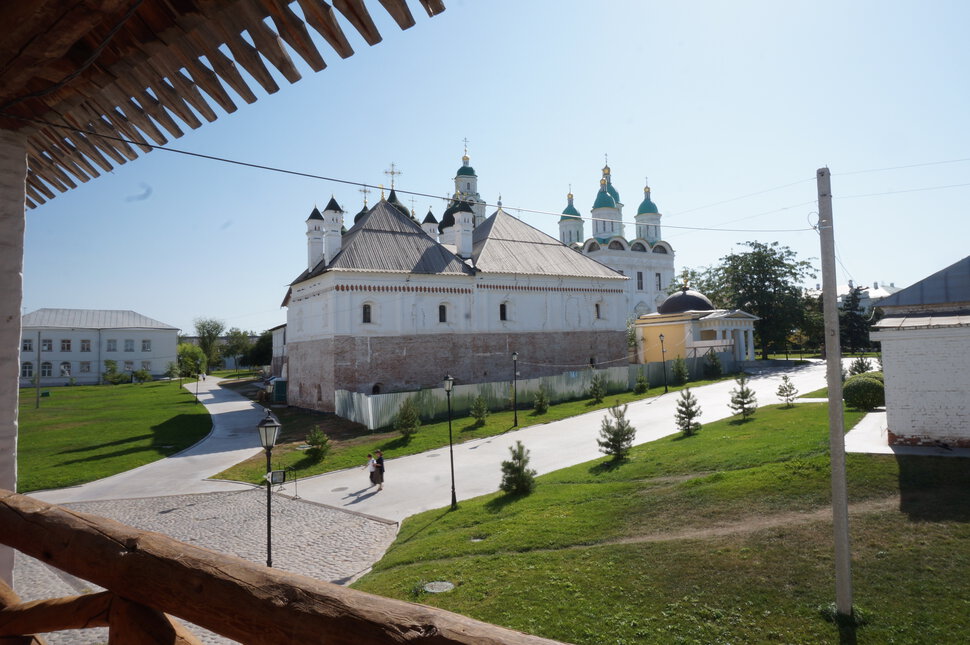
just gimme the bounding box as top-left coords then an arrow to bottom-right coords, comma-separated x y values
393,397 -> 421,440
588,374 -> 605,404
703,350 -> 722,378
193,317 -> 225,372
716,241 -> 816,360
177,343 -> 206,377
533,384 -> 549,414
305,425 -> 331,462
840,286 -> 870,353
796,292 -> 825,352
633,369 -> 649,394
470,395 -> 489,426
598,402 -> 636,460
102,360 -> 128,385
500,440 -> 536,495
247,330 -> 273,367
668,267 -> 732,308
776,375 -> 798,407
671,357 -> 689,385
675,388 -> 702,437
132,368 -> 152,384
849,355 -> 872,376
222,328 -> 253,372
729,372 -> 758,419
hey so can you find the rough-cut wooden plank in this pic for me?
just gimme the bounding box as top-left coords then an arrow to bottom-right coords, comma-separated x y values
295,0 -> 355,59
260,0 -> 327,71
236,4 -> 303,84
0,491 -> 569,645
25,179 -> 51,204
99,85 -> 169,145
418,0 -> 447,17
334,0 -> 383,45
0,591 -> 112,635
28,137 -> 93,185
72,111 -> 140,162
378,0 -> 416,30
218,29 -> 281,95
107,596 -> 204,645
25,152 -> 73,192
0,577 -> 48,644
181,33 -> 257,106
82,101 -> 154,155
39,124 -> 109,176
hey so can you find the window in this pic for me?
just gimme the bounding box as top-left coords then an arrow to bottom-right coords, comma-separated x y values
595,303 -> 601,320
106,339 -> 117,352
499,303 -> 507,321
141,361 -> 151,371
41,339 -> 52,352
80,339 -> 91,352
124,339 -> 135,352
22,339 -> 32,352
124,361 -> 134,371
59,362 -> 71,377
631,242 -> 646,252
637,271 -> 644,291
362,304 -> 372,324
79,362 -> 91,374
21,362 -> 32,378
587,242 -> 600,252
655,273 -> 662,290
61,339 -> 71,352
142,339 -> 151,352
41,362 -> 52,377
438,304 -> 447,323
652,245 -> 668,254
609,240 -> 624,250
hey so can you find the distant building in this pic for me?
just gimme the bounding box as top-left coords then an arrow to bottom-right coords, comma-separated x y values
20,309 -> 178,386
806,280 -> 903,312
871,256 -> 970,447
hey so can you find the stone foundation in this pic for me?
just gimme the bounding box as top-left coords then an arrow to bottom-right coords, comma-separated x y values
888,430 -> 970,449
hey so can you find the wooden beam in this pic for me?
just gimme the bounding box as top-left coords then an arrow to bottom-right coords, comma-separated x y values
0,577 -> 48,644
294,0 -> 355,59
260,0 -> 327,72
378,0 -> 416,31
107,596 -> 205,645
0,591 -> 112,635
418,0 -> 447,17
334,0 -> 383,46
0,491 -> 569,645
235,4 -> 303,84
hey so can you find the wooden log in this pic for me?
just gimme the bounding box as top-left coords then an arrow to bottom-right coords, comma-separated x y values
0,491 -> 569,645
236,4 -> 303,84
260,0 -> 327,71
294,0 -> 355,59
107,596 -> 204,645
0,591 -> 111,635
334,0 -> 383,45
0,578 -> 48,644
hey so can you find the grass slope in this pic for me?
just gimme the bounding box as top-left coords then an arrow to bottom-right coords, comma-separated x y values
17,381 -> 210,492
353,403 -> 970,643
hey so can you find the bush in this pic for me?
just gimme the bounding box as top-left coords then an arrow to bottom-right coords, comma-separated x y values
394,397 -> 421,440
849,356 -> 873,376
843,375 -> 885,410
500,440 -> 536,495
864,371 -> 884,383
729,372 -> 758,419
470,395 -> 489,426
133,369 -> 152,383
633,369 -> 649,395
672,357 -> 690,385
675,388 -> 702,437
598,402 -> 636,460
305,425 -> 331,462
703,350 -> 722,378
533,384 -> 549,415
588,374 -> 605,404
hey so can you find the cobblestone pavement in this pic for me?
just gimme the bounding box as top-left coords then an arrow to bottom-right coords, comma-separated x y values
13,489 -> 398,644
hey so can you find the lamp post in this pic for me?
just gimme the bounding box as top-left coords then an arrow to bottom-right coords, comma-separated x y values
511,352 -> 518,427
257,409 -> 281,567
659,334 -> 669,394
443,375 -> 458,510
195,373 -> 200,403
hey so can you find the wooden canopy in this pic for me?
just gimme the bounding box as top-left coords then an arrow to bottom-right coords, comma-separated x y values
0,0 -> 446,209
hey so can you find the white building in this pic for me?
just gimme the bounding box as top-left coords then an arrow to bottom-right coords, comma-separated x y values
870,256 -> 970,448
559,165 -> 676,318
20,309 -> 179,386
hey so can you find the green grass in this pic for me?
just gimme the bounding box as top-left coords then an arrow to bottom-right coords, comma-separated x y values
215,376 -> 732,484
352,404 -> 970,643
17,381 -> 211,492
801,387 -> 828,398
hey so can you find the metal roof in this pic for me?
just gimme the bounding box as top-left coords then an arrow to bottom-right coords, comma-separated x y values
22,308 -> 178,330
874,311 -> 970,331
472,209 -> 625,280
877,256 -> 970,308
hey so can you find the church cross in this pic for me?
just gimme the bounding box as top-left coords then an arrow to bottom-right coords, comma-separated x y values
384,163 -> 402,189
358,185 -> 371,206
462,137 -> 470,156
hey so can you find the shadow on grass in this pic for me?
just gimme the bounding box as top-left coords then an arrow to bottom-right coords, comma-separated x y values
392,508 -> 453,548
460,421 -> 484,433
897,454 -> 970,522
485,491 -> 530,514
589,458 -> 627,475
58,433 -> 153,454
728,417 -> 756,426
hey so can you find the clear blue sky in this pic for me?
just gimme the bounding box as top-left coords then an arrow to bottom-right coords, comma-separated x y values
23,0 -> 970,334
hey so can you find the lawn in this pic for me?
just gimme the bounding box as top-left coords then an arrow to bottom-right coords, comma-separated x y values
17,380 -> 211,492
352,403 -> 970,643
215,375 -> 732,484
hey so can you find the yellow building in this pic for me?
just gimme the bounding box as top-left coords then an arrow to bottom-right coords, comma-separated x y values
635,288 -> 758,365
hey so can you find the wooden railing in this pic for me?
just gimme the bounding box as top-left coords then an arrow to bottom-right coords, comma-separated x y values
0,490 -> 568,644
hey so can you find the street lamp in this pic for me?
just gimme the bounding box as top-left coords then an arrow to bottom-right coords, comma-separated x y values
511,351 -> 518,427
195,373 -> 200,403
443,375 -> 458,510
257,409 -> 281,567
659,334 -> 669,394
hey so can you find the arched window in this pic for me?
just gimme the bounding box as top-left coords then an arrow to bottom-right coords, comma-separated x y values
362,303 -> 372,324
21,362 -> 32,378
439,304 -> 448,323
609,240 -> 624,250
41,362 -> 52,377
631,242 -> 646,252
372,383 -> 382,394
652,245 -> 668,254
587,242 -> 600,252
60,362 -> 71,377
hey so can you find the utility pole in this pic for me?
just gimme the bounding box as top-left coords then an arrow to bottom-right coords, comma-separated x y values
817,167 -> 853,619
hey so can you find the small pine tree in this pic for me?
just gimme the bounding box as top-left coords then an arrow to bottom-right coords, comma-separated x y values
672,357 -> 690,385
533,384 -> 549,414
729,372 -> 758,419
470,394 -> 489,426
704,350 -> 723,378
500,440 -> 537,495
588,374 -> 606,404
633,369 -> 649,395
132,368 -> 152,383
394,397 -> 421,440
675,388 -> 702,437
849,355 -> 872,376
598,402 -> 636,460
305,425 -> 331,462
776,375 -> 798,407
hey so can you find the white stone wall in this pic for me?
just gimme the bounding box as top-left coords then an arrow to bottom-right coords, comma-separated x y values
876,325 -> 970,446
585,245 -> 676,319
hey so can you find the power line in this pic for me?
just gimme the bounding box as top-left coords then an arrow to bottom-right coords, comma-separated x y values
840,156 -> 970,176
837,181 -> 970,199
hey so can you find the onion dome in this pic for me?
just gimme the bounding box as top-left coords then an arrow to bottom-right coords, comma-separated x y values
637,186 -> 659,214
456,154 -> 477,177
560,192 -> 582,221
354,204 -> 368,223
592,179 -> 616,209
438,199 -> 474,232
422,209 -> 438,225
323,196 -> 343,212
306,206 -> 323,221
602,165 -> 620,202
387,189 -> 410,217
657,287 -> 715,314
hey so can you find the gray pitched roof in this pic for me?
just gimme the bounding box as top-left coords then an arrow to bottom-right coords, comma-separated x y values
877,256 -> 970,308
292,200 -> 473,284
22,309 -> 178,330
472,209 -> 626,280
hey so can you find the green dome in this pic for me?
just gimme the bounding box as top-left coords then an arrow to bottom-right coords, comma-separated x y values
456,165 -> 476,177
560,203 -> 581,221
606,181 -> 620,203
637,192 -> 659,214
592,188 -> 616,210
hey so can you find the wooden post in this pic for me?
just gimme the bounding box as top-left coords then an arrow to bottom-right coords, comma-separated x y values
0,577 -> 48,644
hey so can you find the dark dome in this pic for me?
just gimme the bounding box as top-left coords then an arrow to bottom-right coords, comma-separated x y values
658,288 -> 715,314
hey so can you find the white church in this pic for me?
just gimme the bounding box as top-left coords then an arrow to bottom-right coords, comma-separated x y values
281,154 -> 675,412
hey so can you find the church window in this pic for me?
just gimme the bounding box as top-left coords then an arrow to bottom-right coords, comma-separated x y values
21,362 -> 32,378
362,304 -> 372,324
609,240 -> 624,250
41,362 -> 52,377
652,245 -> 668,254
655,273 -> 662,290
499,303 -> 508,321
587,242 -> 600,252
42,339 -> 52,352
439,304 -> 448,323
61,339 -> 71,352
637,272 -> 644,291
631,242 -> 646,252
595,303 -> 602,320
22,338 -> 32,352
60,362 -> 71,377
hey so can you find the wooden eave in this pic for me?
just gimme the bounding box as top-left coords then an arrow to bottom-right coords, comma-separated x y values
0,0 -> 446,209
